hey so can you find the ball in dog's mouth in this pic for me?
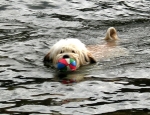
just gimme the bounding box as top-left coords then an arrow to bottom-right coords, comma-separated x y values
57,58 -> 77,71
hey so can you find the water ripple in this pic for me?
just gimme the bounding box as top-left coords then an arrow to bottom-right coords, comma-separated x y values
0,0 -> 150,114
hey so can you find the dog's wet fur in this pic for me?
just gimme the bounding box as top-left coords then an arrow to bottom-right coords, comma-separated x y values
43,27 -> 126,69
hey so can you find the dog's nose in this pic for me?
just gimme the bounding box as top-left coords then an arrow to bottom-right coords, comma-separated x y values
63,55 -> 70,58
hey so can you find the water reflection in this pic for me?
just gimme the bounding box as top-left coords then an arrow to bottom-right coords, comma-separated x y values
55,72 -> 85,84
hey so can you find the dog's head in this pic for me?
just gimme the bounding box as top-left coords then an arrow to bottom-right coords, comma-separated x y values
44,38 -> 96,69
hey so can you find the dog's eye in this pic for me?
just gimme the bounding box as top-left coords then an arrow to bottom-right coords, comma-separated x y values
60,50 -> 63,54
72,50 -> 75,53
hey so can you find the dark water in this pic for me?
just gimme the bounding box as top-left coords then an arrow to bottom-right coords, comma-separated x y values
0,0 -> 150,114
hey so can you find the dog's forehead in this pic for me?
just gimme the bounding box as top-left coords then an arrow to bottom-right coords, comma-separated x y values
55,39 -> 85,47
49,38 -> 88,54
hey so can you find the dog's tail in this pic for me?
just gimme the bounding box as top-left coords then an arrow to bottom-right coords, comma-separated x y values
104,27 -> 119,41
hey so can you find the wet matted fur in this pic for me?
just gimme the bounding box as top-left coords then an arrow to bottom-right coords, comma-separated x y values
44,27 -> 120,69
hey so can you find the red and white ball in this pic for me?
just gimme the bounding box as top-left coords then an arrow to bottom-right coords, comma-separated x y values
57,58 -> 76,71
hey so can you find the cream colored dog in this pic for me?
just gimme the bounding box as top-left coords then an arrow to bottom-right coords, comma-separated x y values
44,27 -> 119,69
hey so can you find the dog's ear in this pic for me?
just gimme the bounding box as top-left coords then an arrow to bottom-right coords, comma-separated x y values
43,52 -> 52,62
87,52 -> 97,63
104,27 -> 119,41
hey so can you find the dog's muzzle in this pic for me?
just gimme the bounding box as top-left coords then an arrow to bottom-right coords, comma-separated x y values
63,55 -> 70,59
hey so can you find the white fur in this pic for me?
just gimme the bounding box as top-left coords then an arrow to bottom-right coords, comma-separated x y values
44,27 -> 118,70
45,38 -> 95,69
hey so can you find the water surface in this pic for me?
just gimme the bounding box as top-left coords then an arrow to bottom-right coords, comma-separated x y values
0,0 -> 150,114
